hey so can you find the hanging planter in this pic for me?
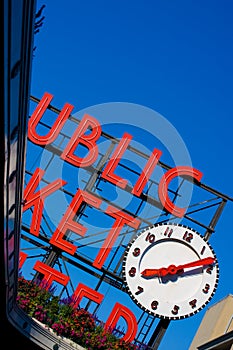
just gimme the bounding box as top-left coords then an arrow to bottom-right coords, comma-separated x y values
17,276 -> 139,350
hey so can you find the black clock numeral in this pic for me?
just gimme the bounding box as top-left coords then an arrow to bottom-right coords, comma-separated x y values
133,247 -> 141,257
200,246 -> 206,255
145,232 -> 155,243
163,227 -> 173,237
189,299 -> 197,309
128,267 -> 136,277
206,265 -> 213,274
151,300 -> 159,310
202,283 -> 210,294
183,231 -> 193,243
171,305 -> 180,315
135,286 -> 144,295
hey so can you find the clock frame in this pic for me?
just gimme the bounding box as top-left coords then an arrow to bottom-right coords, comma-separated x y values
122,223 -> 219,320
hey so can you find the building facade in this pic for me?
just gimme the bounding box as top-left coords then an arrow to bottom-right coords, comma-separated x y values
189,295 -> 233,350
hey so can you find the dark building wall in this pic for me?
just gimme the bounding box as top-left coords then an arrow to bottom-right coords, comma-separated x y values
1,1 -> 43,348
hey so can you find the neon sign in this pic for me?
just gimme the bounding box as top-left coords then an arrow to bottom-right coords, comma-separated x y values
20,92 -> 203,342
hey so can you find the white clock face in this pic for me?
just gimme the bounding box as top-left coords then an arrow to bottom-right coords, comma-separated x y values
122,223 -> 219,320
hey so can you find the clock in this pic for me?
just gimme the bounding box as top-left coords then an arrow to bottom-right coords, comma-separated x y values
122,223 -> 219,320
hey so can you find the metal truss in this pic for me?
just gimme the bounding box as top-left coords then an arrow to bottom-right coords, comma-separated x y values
19,95 -> 232,349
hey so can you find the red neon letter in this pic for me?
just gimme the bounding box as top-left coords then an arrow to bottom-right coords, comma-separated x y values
28,92 -> 74,145
132,148 -> 162,196
93,206 -> 140,269
23,168 -> 67,236
101,133 -> 132,188
50,190 -> 102,254
33,261 -> 70,290
104,302 -> 137,342
158,166 -> 203,217
72,283 -> 104,309
19,251 -> 28,269
61,114 -> 101,167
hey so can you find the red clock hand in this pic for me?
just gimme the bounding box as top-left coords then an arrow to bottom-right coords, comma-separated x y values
141,257 -> 215,277
176,257 -> 215,271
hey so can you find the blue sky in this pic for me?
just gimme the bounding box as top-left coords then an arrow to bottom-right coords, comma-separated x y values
27,1 -> 233,349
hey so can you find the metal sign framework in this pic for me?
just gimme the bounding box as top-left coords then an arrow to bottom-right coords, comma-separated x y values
19,95 -> 232,349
